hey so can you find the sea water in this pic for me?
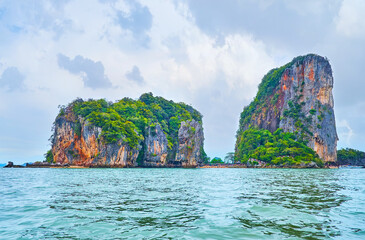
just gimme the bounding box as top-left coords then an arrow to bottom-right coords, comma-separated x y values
0,168 -> 364,239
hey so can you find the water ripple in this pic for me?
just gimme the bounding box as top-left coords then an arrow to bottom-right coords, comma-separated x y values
1,168 -> 364,239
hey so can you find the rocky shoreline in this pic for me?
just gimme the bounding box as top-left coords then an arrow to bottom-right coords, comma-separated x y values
3,161 -> 344,169
199,164 -> 339,169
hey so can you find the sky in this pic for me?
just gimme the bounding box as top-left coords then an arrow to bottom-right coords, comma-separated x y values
0,0 -> 364,164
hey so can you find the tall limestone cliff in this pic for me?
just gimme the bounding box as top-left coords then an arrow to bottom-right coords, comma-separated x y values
50,93 -> 206,167
236,54 -> 338,165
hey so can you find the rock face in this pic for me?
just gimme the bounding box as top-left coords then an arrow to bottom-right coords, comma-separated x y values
236,54 -> 338,163
338,158 -> 365,166
176,120 -> 204,167
4,161 -> 14,168
52,108 -> 140,167
143,124 -> 169,167
50,95 -> 205,167
142,120 -> 204,167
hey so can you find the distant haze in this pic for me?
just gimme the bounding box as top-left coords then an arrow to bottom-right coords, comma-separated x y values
0,0 -> 364,164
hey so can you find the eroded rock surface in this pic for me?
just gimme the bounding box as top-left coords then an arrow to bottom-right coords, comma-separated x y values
236,54 -> 338,163
51,96 -> 205,167
176,120 -> 204,167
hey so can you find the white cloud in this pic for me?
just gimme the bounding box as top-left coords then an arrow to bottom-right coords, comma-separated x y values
1,0 -> 363,162
337,119 -> 354,145
0,0 -> 304,162
335,0 -> 365,38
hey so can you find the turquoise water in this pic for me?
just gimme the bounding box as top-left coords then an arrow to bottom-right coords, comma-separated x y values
0,168 -> 364,239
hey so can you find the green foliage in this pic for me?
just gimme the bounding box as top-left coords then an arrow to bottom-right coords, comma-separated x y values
309,109 -> 316,115
238,63 -> 288,129
44,150 -> 54,163
235,54 -> 326,167
224,152 -> 235,163
237,55 -> 311,132
150,123 -> 157,136
59,93 -> 203,151
200,147 -> 210,164
337,148 -> 365,163
136,145 -> 145,166
210,157 -> 224,164
284,100 -> 304,121
68,149 -> 78,158
271,93 -> 280,105
73,122 -> 82,137
281,94 -> 312,142
235,128 -> 323,166
57,105 -> 66,117
237,55 -> 317,136
189,126 -> 196,135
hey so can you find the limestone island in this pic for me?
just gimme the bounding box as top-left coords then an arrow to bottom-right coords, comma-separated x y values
235,54 -> 338,168
43,93 -> 207,168
23,54 -> 347,169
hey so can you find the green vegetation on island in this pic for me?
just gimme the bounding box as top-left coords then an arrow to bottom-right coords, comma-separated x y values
45,150 -> 54,163
337,148 -> 365,165
238,56 -> 307,130
235,128 -> 323,167
235,54 -> 330,167
58,93 -> 203,151
210,157 -> 224,164
224,152 -> 235,164
238,55 -> 317,144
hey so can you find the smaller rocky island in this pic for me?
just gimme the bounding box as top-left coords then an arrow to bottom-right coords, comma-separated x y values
3,162 -> 25,168
44,93 -> 208,168
337,148 -> 365,167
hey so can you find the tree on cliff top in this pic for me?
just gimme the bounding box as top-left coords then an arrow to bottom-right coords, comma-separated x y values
210,157 -> 224,164
56,93 -> 203,150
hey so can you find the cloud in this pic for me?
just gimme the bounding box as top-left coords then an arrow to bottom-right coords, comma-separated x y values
335,0 -> 365,38
1,0 -> 365,164
183,0 -> 341,52
0,0 -> 72,41
0,67 -> 25,91
126,65 -> 144,84
337,119 -> 354,145
116,0 -> 152,47
57,54 -> 112,89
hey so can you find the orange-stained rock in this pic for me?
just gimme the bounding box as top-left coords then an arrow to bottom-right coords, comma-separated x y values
236,54 -> 338,164
51,110 -> 139,167
278,55 -> 337,163
308,68 -> 315,81
283,73 -> 288,81
51,104 -> 205,168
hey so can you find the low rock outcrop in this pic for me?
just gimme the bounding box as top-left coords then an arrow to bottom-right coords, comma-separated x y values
3,161 -> 24,168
